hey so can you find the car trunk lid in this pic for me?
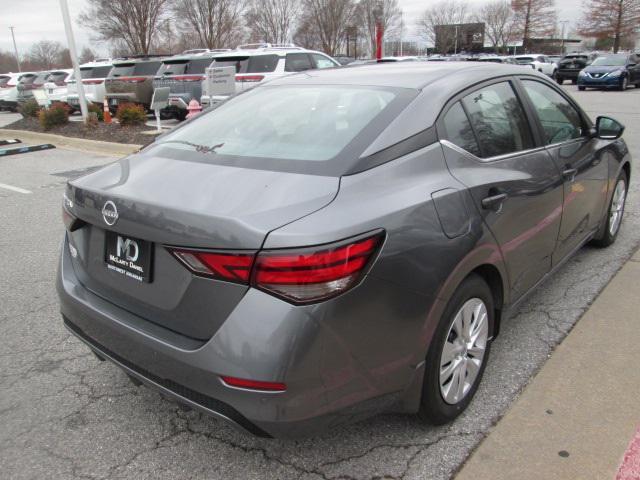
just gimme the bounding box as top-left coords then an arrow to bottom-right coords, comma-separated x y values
65,149 -> 339,339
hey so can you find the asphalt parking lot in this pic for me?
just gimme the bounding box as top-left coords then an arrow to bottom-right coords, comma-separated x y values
1,85 -> 639,480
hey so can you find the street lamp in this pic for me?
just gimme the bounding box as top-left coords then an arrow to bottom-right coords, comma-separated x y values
559,20 -> 569,55
59,0 -> 89,122
9,27 -> 21,72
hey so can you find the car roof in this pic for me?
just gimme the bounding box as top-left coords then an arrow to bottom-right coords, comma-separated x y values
213,47 -> 324,58
269,61 -> 544,90
80,61 -> 112,68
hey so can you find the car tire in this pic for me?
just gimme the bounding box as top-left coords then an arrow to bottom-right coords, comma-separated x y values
418,274 -> 494,425
578,86 -> 586,91
556,76 -> 564,85
618,76 -> 628,91
592,170 -> 628,248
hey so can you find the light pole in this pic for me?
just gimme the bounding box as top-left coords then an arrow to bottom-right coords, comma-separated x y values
59,0 -> 88,122
559,20 -> 569,55
9,27 -> 21,72
454,25 -> 459,55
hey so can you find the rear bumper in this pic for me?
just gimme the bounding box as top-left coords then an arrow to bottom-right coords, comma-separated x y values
57,234 -> 425,437
558,70 -> 580,79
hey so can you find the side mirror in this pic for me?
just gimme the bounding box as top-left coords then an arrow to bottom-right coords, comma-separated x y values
595,116 -> 625,140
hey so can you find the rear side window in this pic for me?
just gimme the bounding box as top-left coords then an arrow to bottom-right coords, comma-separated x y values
522,80 -> 583,145
285,53 -> 313,72
134,61 -> 162,75
461,82 -> 533,158
442,102 -> 481,157
157,61 -> 188,76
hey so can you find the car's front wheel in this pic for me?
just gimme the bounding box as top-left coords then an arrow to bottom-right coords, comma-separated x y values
418,274 -> 493,425
556,76 -> 564,85
592,170 -> 628,247
619,76 -> 629,91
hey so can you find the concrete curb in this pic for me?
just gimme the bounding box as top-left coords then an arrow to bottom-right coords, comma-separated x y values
455,248 -> 640,480
0,128 -> 141,157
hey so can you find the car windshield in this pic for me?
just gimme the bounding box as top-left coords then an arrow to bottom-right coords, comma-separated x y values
212,55 -> 279,73
0,76 -> 9,87
515,57 -> 534,64
591,56 -> 627,67
157,85 -> 396,162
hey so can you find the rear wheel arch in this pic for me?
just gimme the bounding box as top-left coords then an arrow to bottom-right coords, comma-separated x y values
470,264 -> 504,338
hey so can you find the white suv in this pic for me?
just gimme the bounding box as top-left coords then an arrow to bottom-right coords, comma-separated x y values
66,60 -> 113,109
513,54 -> 558,78
200,45 -> 339,107
0,72 -> 35,111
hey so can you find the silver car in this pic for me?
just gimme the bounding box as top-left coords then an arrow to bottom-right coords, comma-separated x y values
58,62 -> 631,438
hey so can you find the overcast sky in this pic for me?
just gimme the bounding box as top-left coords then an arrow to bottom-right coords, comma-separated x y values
0,0 -> 583,56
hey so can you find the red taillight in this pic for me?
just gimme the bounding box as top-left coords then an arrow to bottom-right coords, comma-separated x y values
120,76 -> 147,83
235,75 -> 264,83
220,376 -> 286,392
82,79 -> 104,85
169,249 -> 254,284
253,232 -> 383,304
167,231 -> 383,304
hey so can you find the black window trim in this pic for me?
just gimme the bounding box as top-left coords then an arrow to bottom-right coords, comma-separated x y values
513,76 -> 593,149
435,75 -> 544,163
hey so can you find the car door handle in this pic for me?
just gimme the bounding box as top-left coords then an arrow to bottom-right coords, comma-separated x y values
562,168 -> 578,181
481,192 -> 508,210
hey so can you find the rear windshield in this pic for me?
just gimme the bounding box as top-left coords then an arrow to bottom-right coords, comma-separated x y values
110,63 -> 135,77
157,60 -> 188,76
591,55 -> 627,67
515,57 -> 534,64
80,66 -> 112,79
0,76 -> 9,87
18,74 -> 37,85
212,55 -> 279,73
156,85 -> 398,164
134,61 -> 162,75
47,72 -> 68,83
34,72 -> 51,84
187,57 -> 215,74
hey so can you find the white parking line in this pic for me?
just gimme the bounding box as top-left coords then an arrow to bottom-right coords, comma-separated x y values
0,183 -> 32,194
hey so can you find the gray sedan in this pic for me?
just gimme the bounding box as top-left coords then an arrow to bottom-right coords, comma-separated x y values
58,62 -> 631,438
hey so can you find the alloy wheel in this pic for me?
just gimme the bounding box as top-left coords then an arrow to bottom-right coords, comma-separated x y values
609,179 -> 626,236
439,298 -> 489,405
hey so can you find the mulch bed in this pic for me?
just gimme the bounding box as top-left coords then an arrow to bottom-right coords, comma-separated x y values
1,116 -> 159,146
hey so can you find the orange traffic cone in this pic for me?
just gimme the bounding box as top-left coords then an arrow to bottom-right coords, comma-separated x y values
103,99 -> 112,124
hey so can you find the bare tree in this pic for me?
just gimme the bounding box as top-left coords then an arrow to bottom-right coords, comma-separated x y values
300,0 -> 358,55
79,0 -> 169,55
0,51 -> 19,73
28,41 -> 63,70
418,0 -> 468,54
172,0 -> 246,50
476,0 -> 518,53
357,0 -> 401,57
578,0 -> 640,53
245,0 -> 300,44
78,46 -> 96,64
511,0 -> 557,52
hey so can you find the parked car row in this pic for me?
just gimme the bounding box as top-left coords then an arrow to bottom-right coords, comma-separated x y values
1,44 -> 340,120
